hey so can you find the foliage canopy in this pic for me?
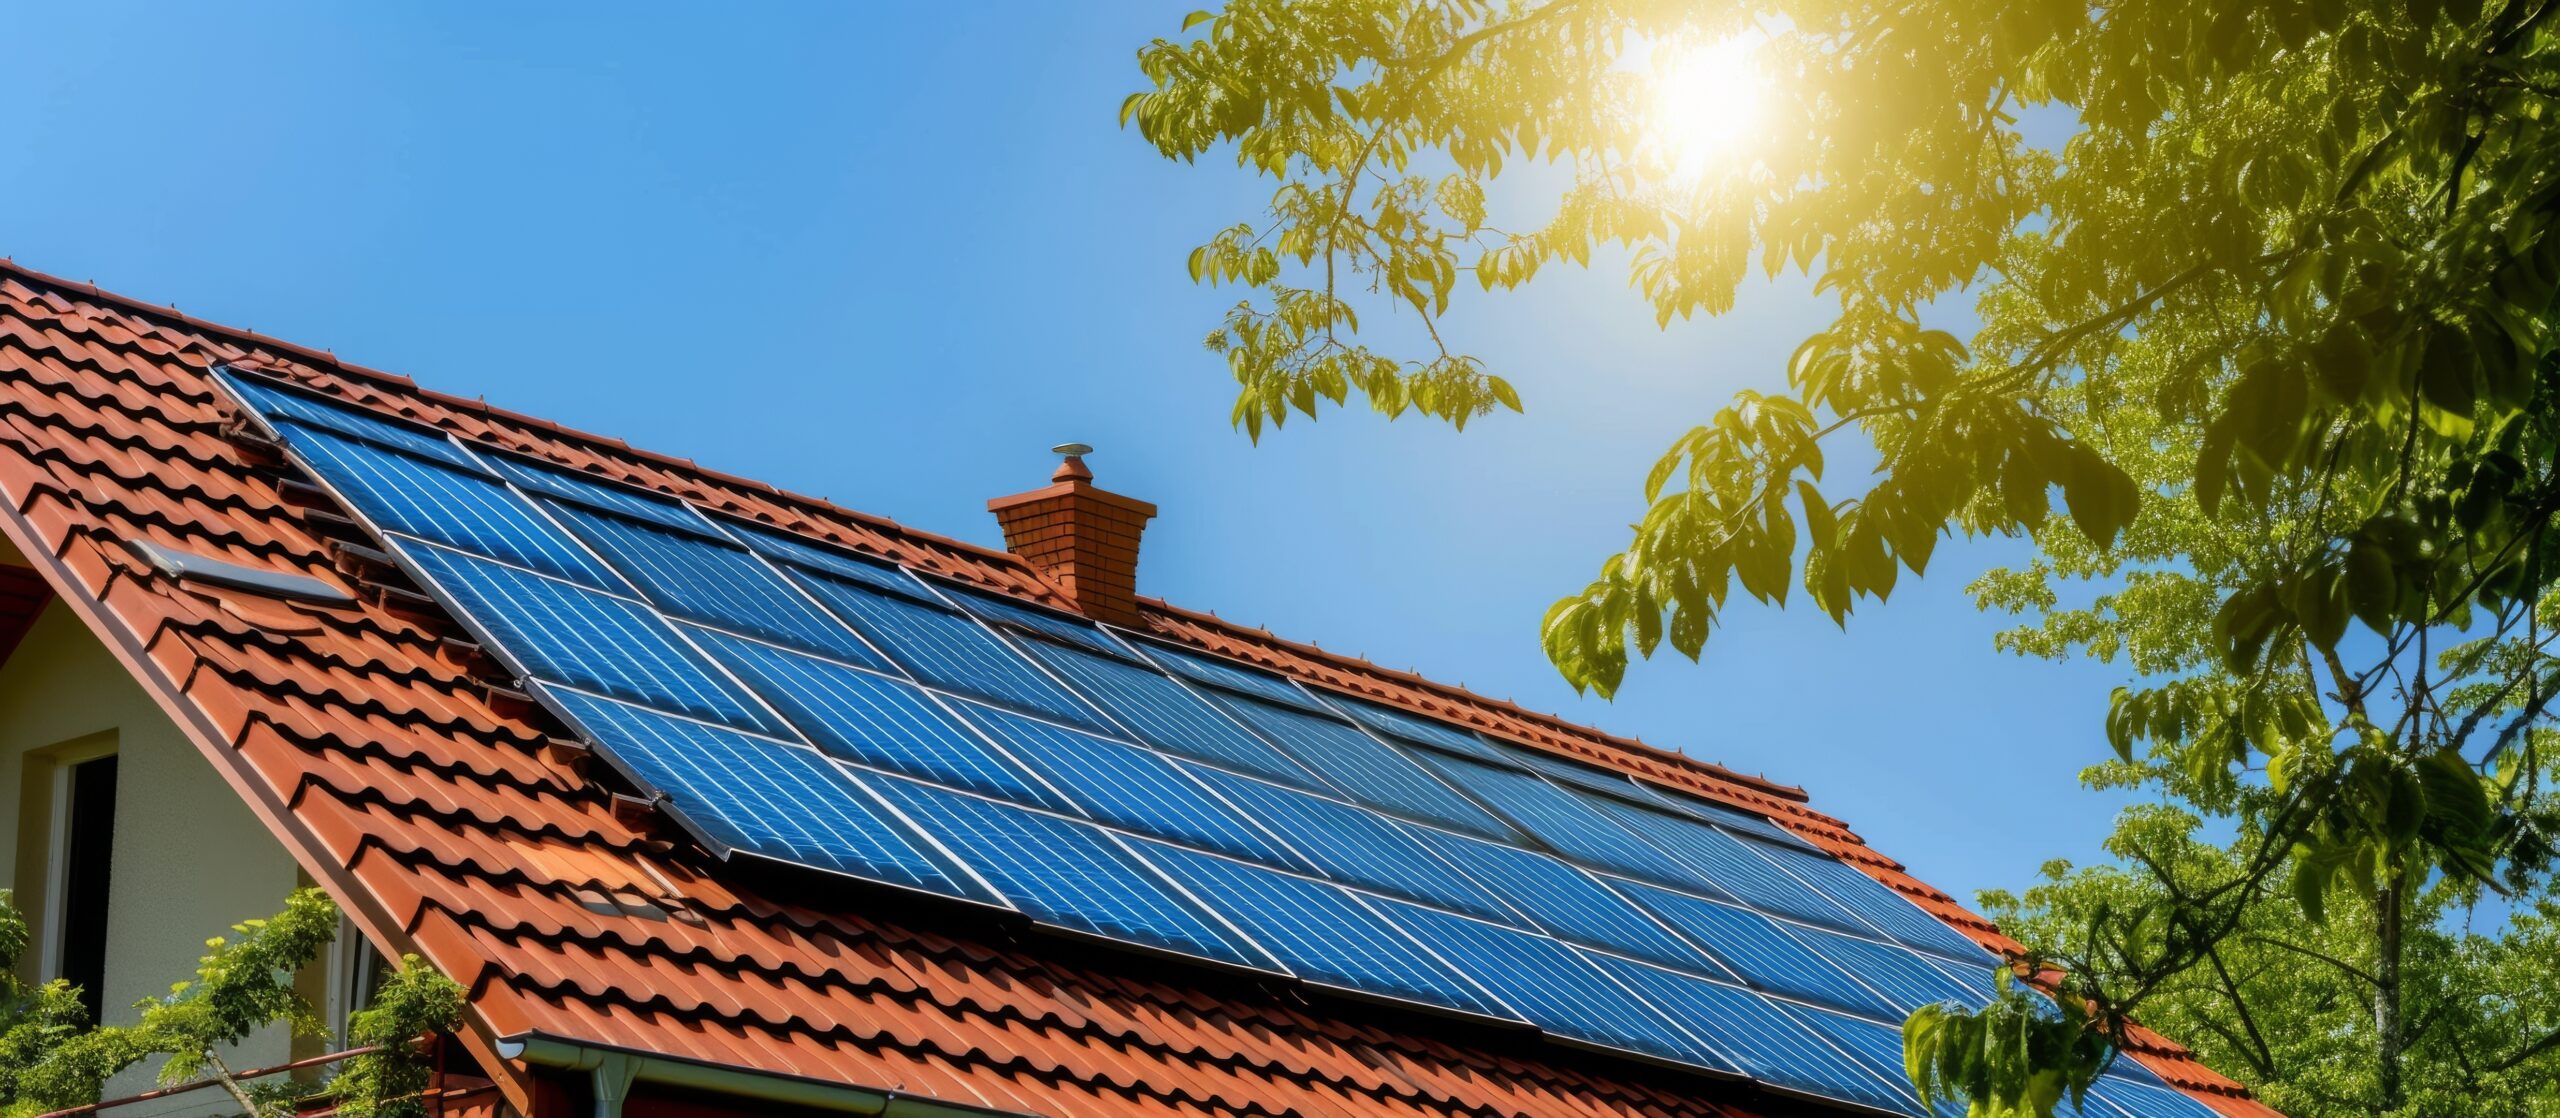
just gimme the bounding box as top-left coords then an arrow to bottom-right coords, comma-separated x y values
1128,0 -> 2560,1113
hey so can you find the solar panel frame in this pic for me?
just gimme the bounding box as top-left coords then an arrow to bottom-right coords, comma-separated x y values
278,421 -> 636,593
1019,640 -> 1329,787
1309,692 -> 1510,761
1126,838 -> 1522,1024
1588,796 -> 1874,932
1422,755 -> 1721,891
538,684 -> 1000,907
392,538 -> 790,735
788,567 -> 1113,729
220,369 -> 492,474
1741,837 -> 1996,962
1211,693 -> 1521,840
1180,765 -> 1514,922
1623,780 -> 1822,852
1613,880 -> 1898,1019
721,519 -> 947,604
479,450 -> 729,538
1127,640 -> 1326,711
1397,824 -> 1729,974
2081,1075 -> 2225,1118
931,582 -> 1137,661
1780,923 -> 1993,1016
1581,951 -> 1920,1115
866,774 -> 1281,973
1781,1003 -> 1956,1118
960,704 -> 1312,868
548,501 -> 891,666
687,626 -> 1074,811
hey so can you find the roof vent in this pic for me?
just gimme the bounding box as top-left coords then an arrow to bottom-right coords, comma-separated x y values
986,444 -> 1156,627
127,539 -> 354,604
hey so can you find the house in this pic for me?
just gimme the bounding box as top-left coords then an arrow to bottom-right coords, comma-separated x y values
0,261 -> 2277,1118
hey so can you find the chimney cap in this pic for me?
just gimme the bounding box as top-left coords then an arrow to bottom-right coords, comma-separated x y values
1051,442 -> 1093,456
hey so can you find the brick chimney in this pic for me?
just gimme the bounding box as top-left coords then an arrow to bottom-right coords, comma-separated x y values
987,444 -> 1157,627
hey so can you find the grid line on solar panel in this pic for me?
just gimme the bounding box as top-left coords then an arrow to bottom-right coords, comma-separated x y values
479,451 -> 725,536
1422,756 -> 1719,891
222,371 -> 490,473
1612,880 -> 1897,1019
1179,765 -> 1513,921
1396,825 -> 1728,974
540,685 -> 992,903
1743,838 -> 1995,962
544,501 -> 888,666
938,584 -> 1133,660
1210,694 -> 1520,840
396,539 -> 787,735
1780,923 -> 1990,1016
959,704 -> 1310,868
724,522 -> 945,602
788,568 -> 1112,729
1581,951 -> 1918,1115
1130,641 -> 1325,711
867,775 -> 1277,971
283,422 -> 633,592
1585,796 -> 1872,933
1781,1005 -> 1951,1118
1128,838 -> 1517,1021
686,626 -> 1072,811
1019,640 -> 1326,787
1371,899 -> 1727,1069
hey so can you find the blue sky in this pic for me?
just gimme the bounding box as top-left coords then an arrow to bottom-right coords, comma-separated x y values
6,4 -> 2145,907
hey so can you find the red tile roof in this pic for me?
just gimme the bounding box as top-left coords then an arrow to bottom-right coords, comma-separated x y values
0,260 -> 2279,1118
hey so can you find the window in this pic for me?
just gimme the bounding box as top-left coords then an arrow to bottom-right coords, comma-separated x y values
49,755 -> 117,1024
332,928 -> 391,1045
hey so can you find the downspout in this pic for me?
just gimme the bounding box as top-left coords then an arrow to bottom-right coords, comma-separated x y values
497,1033 -> 1032,1118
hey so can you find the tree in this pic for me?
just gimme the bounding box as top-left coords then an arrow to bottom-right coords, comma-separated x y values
1125,1 -> 2560,1114
0,889 -> 463,1118
1979,808 -> 2560,1117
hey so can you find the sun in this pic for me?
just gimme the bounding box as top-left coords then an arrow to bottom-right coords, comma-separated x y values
1647,35 -> 1771,175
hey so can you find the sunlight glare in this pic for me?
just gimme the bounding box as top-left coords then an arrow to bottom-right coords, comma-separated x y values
1648,36 -> 1771,176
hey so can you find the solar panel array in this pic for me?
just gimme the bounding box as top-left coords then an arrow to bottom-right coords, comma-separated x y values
221,371 -> 2214,1118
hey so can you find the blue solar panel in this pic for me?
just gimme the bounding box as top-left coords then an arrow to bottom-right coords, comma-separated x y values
1213,696 -> 1517,840
1784,924 -> 1989,1015
400,541 -> 785,734
689,627 -> 1068,810
1181,767 -> 1511,921
1019,641 -> 1324,787
791,570 -> 1109,729
485,453 -> 722,536
223,372 -> 488,473
942,585 -> 1132,659
547,502 -> 883,665
1588,798 -> 1869,931
1615,881 -> 1895,1018
2084,1076 -> 2222,1118
959,705 -> 1306,867
1584,952 -> 1918,1115
729,524 -> 942,602
1751,840 -> 1994,961
869,776 -> 1274,970
1783,1004 -> 1956,1118
544,687 -> 988,901
285,423 -> 631,591
1399,826 -> 1724,973
1132,642 -> 1322,710
1375,900 -> 1726,1067
1625,782 -> 1819,851
1129,839 -> 1514,1020
1324,694 -> 1510,760
1424,757 -> 1715,889
1487,740 -> 1647,798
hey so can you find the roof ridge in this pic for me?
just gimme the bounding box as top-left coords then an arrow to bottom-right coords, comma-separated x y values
0,257 -> 1801,804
